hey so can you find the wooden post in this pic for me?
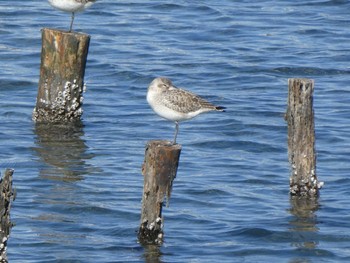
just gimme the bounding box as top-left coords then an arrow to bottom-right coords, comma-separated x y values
138,140 -> 181,244
0,169 -> 15,262
285,78 -> 323,196
33,28 -> 90,122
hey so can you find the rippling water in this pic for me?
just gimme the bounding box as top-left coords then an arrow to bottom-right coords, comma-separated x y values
1,0 -> 350,262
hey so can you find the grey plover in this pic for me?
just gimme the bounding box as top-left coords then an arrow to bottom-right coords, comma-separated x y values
48,0 -> 96,32
147,77 -> 225,144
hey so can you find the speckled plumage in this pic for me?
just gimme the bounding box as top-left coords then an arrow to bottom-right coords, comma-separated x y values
147,77 -> 225,144
159,87 -> 219,114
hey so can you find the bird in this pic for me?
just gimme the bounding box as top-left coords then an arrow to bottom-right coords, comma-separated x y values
147,77 -> 225,144
48,0 -> 96,32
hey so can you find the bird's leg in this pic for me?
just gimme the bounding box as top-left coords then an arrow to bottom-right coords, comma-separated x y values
173,121 -> 179,145
69,12 -> 75,32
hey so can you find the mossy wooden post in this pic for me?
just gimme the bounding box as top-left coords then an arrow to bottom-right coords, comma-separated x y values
33,28 -> 90,122
285,78 -> 323,197
138,140 -> 181,244
0,169 -> 15,262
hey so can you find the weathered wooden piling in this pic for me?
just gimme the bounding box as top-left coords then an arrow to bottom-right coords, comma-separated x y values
33,28 -> 90,122
138,140 -> 181,244
285,78 -> 323,196
0,169 -> 15,262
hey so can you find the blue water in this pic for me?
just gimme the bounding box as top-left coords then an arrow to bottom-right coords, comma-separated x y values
1,0 -> 350,262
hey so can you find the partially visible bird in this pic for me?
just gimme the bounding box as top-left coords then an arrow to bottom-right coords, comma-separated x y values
147,77 -> 225,144
48,0 -> 96,32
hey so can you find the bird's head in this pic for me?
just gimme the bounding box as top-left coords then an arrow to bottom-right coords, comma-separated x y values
149,77 -> 174,93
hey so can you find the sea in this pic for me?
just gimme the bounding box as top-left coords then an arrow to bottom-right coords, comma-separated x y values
0,0 -> 350,262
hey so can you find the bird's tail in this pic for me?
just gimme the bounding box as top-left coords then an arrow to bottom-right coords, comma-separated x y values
215,106 -> 226,112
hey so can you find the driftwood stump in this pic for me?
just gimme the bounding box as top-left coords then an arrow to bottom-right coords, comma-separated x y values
285,78 -> 323,197
138,140 -> 181,244
0,169 -> 15,263
33,28 -> 90,122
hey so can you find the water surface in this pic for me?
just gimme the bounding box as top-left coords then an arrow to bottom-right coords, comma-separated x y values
1,0 -> 350,262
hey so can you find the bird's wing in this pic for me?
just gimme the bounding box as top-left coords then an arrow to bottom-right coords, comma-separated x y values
161,88 -> 216,113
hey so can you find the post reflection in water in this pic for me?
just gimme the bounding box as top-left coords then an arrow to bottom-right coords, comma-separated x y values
33,121 -> 96,181
142,244 -> 163,263
30,121 -> 102,247
288,195 -> 320,261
